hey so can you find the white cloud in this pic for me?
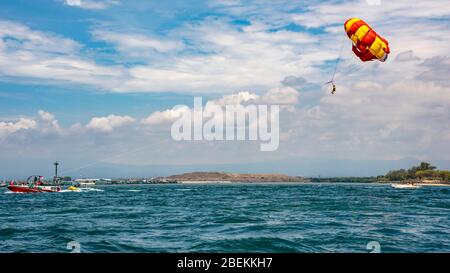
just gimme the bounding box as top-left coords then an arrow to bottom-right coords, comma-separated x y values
141,92 -> 261,127
141,106 -> 190,125
0,0 -> 448,95
65,0 -> 81,6
38,110 -> 55,122
0,20 -> 81,54
105,17 -> 320,93
0,110 -> 65,139
38,110 -> 62,133
84,1 -> 450,93
141,87 -> 299,129
64,0 -> 119,10
1,0 -> 450,167
209,91 -> 259,106
0,20 -> 126,90
292,0 -> 450,28
281,79 -> 450,160
209,87 -> 299,108
0,77 -> 449,169
0,118 -> 37,137
86,114 -> 135,132
2,17 -> 314,93
260,87 -> 299,105
92,30 -> 184,55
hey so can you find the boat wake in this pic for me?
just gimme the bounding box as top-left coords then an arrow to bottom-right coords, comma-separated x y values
67,187 -> 104,192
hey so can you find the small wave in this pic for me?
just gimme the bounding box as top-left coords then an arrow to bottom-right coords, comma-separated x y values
79,187 -> 104,192
126,190 -> 142,192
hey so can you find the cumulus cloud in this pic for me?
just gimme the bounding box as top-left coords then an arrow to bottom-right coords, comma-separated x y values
141,106 -> 190,125
141,87 -> 299,131
0,118 -> 37,138
260,87 -> 299,105
281,79 -> 450,160
207,88 -> 299,107
1,77 -> 449,169
38,110 -> 62,133
0,110 -> 65,139
38,110 -> 55,122
209,91 -> 259,106
86,115 -> 135,132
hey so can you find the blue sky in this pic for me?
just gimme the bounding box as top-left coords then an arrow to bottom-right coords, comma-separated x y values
0,0 -> 219,123
1,0 -> 450,178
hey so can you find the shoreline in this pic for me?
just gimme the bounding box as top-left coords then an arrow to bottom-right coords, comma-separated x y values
417,183 -> 450,187
66,181 -> 450,186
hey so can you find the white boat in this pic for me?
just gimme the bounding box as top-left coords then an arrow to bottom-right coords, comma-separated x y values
391,183 -> 421,189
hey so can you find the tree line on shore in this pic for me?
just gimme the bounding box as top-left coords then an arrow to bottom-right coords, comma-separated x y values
382,162 -> 450,182
309,162 -> 450,183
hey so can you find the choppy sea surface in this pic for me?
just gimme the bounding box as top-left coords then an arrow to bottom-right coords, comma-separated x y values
1,183 -> 449,253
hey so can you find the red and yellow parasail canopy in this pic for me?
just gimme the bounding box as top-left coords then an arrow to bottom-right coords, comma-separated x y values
344,18 -> 390,62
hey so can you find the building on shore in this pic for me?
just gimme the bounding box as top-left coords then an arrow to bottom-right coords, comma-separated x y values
74,178 -> 112,186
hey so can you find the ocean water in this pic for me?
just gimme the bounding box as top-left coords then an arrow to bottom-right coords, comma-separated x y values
0,183 -> 449,253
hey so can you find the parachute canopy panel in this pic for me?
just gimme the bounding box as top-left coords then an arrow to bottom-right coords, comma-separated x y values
344,18 -> 390,62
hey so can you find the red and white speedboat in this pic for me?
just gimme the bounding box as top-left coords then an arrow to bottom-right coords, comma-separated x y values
7,184 -> 61,193
7,175 -> 61,193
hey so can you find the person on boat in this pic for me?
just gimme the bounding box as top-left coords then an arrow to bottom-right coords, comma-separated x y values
33,176 -> 40,186
35,176 -> 45,186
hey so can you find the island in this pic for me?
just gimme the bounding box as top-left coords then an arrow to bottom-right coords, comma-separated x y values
165,172 -> 309,183
379,161 -> 450,186
310,162 -> 450,185
165,162 -> 450,185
